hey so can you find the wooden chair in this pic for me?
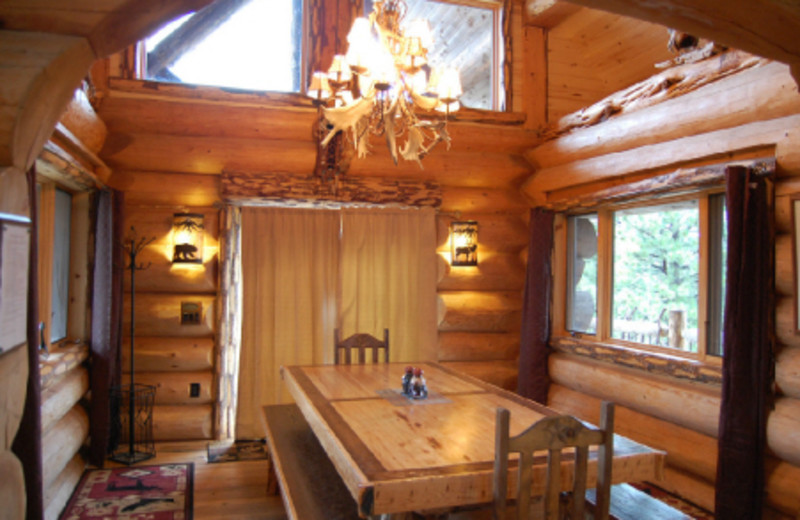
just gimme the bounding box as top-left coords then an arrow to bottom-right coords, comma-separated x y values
334,328 -> 389,364
494,401 -> 615,520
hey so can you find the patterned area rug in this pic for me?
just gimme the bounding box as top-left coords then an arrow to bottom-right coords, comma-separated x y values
60,463 -> 193,519
630,482 -> 714,519
207,439 -> 268,463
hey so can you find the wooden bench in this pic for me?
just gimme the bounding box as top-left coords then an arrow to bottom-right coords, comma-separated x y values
261,404 -> 361,520
587,483 -> 691,519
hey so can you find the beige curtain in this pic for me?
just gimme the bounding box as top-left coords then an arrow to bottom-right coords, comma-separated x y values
339,207 -> 438,362
237,207 -> 340,439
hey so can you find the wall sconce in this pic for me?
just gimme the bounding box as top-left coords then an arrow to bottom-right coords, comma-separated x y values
172,213 -> 204,264
450,220 -> 478,266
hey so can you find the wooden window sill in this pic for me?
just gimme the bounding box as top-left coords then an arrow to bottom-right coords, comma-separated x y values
550,335 -> 722,385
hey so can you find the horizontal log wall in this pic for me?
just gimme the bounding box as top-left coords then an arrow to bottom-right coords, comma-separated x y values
123,206 -> 219,441
528,59 -> 800,517
436,186 -> 529,390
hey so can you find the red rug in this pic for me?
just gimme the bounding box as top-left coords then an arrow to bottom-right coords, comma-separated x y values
60,463 -> 193,520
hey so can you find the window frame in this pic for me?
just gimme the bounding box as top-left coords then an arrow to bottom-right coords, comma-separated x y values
556,188 -> 726,365
132,0 -> 509,112
37,180 -> 91,351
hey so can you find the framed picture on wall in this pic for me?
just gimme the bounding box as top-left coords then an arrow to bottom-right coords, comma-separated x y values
0,214 -> 31,355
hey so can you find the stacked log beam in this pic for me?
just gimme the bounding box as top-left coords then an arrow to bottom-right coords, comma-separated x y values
123,206 -> 219,441
39,345 -> 90,519
436,186 -> 530,390
528,57 -> 800,517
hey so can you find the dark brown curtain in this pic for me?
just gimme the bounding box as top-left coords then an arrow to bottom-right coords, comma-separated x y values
89,189 -> 125,467
715,166 -> 774,519
517,208 -> 554,403
12,166 -> 43,520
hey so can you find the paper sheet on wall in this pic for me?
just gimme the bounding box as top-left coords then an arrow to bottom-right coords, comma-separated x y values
0,221 -> 30,354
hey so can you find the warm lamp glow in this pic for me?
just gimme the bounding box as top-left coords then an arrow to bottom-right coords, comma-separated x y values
173,213 -> 204,264
450,221 -> 478,267
309,0 -> 463,170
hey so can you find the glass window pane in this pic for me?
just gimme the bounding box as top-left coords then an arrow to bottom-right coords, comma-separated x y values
144,0 -> 302,92
567,214 -> 597,334
707,194 -> 727,356
401,0 -> 501,110
612,200 -> 699,351
51,189 -> 72,343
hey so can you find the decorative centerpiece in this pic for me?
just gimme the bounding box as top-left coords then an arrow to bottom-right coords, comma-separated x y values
401,366 -> 428,399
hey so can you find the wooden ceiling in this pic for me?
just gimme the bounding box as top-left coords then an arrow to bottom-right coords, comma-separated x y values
527,0 -> 800,82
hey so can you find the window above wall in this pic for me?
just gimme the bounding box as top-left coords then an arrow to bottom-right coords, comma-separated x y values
138,0 -> 504,111
142,0 -> 303,92
563,191 -> 727,362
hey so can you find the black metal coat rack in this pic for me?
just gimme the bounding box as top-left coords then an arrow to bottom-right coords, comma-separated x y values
110,228 -> 156,465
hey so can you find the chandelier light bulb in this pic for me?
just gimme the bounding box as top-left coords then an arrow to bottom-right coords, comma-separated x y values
309,0 -> 463,168
307,71 -> 332,101
327,54 -> 352,87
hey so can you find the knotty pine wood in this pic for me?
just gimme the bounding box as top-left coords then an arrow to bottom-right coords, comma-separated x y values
122,293 -> 216,337
41,367 -> 89,434
437,291 -> 523,333
529,60 -> 796,171
45,453 -> 83,520
436,252 -> 526,291
0,31 -> 94,171
546,9 -> 674,122
152,404 -> 213,440
549,353 -> 721,438
775,347 -> 800,400
548,384 -> 717,482
42,406 -> 89,490
438,331 -> 519,362
122,206 -> 219,293
123,371 -> 214,405
110,171 -> 220,207
121,336 -> 214,372
559,0 -> 800,69
104,441 -> 287,520
60,88 -> 108,154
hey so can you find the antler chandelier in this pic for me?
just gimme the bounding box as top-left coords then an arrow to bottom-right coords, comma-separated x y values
308,0 -> 463,171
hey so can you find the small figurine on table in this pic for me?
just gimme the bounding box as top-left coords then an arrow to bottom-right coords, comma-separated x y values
402,366 -> 414,395
410,367 -> 428,399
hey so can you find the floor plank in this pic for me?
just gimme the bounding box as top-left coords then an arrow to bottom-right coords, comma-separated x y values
107,441 -> 287,520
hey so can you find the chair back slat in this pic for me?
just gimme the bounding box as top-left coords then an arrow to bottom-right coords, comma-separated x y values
495,401 -> 615,520
333,329 -> 389,365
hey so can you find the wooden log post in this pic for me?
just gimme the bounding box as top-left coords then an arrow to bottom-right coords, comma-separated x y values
668,310 -> 686,350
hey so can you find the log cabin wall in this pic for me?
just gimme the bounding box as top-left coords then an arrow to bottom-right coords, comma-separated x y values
121,206 -> 219,441
34,88 -> 107,519
523,57 -> 800,518
546,9 -> 674,121
96,74 -> 535,441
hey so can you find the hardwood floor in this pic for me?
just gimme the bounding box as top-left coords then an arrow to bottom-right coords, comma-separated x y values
109,441 -> 288,519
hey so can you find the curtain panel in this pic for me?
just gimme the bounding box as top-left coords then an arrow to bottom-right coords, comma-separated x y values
237,208 -> 340,439
715,166 -> 774,519
340,207 -> 437,362
237,206 -> 437,439
517,208 -> 554,404
12,165 -> 43,520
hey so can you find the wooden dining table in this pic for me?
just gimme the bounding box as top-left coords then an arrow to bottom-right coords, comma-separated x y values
281,361 -> 665,518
